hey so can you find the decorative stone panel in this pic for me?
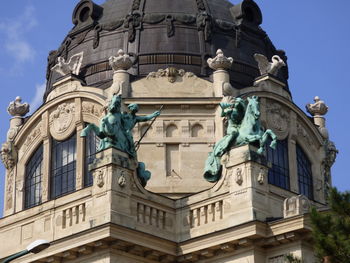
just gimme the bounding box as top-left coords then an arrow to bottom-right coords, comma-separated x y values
266,100 -> 290,139
49,102 -> 76,140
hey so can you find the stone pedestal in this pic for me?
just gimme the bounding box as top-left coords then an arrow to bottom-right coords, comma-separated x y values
89,147 -> 138,227
110,70 -> 130,98
224,144 -> 270,222
241,74 -> 292,101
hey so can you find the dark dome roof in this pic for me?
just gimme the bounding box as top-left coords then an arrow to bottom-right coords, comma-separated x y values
44,0 -> 289,99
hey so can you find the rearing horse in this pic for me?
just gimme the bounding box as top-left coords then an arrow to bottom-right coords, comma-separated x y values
204,96 -> 277,182
235,96 -> 277,154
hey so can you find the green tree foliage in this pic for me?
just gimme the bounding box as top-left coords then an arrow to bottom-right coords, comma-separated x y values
310,187 -> 350,262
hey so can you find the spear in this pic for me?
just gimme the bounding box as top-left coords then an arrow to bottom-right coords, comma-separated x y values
134,105 -> 164,151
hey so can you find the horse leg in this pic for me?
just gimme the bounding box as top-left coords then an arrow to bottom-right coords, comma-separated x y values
257,129 -> 277,154
80,124 -> 100,137
265,129 -> 277,149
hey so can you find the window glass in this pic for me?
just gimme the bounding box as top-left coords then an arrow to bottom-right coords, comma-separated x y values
85,129 -> 100,187
25,144 -> 43,208
266,139 -> 290,190
51,134 -> 76,199
296,144 -> 313,199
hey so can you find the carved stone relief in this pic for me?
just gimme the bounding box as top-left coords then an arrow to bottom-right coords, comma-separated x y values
146,67 -> 195,83
49,102 -> 76,140
266,101 -> 290,139
296,122 -> 313,147
6,172 -> 14,210
0,142 -> 17,171
235,167 -> 243,186
82,101 -> 103,118
96,170 -> 105,188
257,167 -> 267,185
23,123 -> 42,153
283,195 -> 310,218
118,170 -> 126,187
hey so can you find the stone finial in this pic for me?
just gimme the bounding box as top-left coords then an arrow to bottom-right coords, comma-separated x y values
207,49 -> 233,71
306,96 -> 329,117
254,53 -> 286,76
283,195 -> 310,218
51,52 -> 84,76
7,96 -> 29,117
109,49 -> 133,71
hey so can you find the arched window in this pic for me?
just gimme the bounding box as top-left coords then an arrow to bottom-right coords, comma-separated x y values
24,144 -> 43,209
85,129 -> 100,187
51,134 -> 77,199
296,144 -> 313,199
266,139 -> 290,190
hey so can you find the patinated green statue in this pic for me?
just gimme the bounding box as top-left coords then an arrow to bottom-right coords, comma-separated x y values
81,95 -> 160,186
81,95 -> 130,154
122,103 -> 160,158
204,96 -> 277,182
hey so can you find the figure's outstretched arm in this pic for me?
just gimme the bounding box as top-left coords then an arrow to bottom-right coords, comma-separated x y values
135,111 -> 160,122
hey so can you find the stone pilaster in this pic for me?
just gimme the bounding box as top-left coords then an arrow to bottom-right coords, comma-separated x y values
224,144 -> 270,222
89,147 -> 138,227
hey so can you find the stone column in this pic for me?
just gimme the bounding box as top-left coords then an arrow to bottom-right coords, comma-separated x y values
1,97 -> 29,215
207,49 -> 235,139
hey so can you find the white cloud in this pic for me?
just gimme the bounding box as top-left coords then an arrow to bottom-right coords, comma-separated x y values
0,5 -> 37,66
30,82 -> 46,113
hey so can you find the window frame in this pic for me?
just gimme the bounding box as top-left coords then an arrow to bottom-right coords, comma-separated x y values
24,144 -> 44,209
50,133 -> 77,199
266,138 -> 290,190
296,143 -> 314,199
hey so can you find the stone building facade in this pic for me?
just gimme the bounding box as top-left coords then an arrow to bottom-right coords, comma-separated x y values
0,0 -> 337,262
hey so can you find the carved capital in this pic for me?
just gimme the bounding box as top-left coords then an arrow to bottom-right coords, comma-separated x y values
7,96 -> 29,117
207,49 -> 233,71
109,49 -> 133,71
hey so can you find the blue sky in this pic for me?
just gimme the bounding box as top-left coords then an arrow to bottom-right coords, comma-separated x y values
0,0 -> 349,216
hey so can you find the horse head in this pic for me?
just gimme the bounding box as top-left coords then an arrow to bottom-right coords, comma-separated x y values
247,96 -> 260,120
108,95 -> 122,113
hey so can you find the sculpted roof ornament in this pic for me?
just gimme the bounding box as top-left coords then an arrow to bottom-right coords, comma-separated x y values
109,49 -> 133,71
254,53 -> 286,76
146,67 -> 195,83
207,49 -> 233,71
306,96 -> 329,117
7,96 -> 29,117
51,52 -> 84,76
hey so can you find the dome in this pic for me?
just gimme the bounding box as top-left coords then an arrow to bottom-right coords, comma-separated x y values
44,0 -> 289,99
